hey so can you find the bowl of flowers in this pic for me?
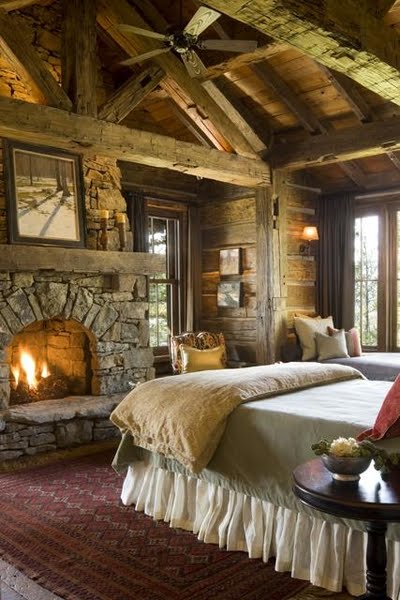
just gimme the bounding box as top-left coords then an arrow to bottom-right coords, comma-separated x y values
311,437 -> 376,481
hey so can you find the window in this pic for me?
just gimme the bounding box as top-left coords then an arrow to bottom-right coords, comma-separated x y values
354,214 -> 379,347
148,204 -> 187,354
354,201 -> 400,350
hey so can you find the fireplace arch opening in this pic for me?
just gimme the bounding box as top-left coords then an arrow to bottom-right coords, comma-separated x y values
7,318 -> 95,405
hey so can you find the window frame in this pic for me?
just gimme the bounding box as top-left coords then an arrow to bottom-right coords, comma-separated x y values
147,200 -> 188,357
355,197 -> 400,351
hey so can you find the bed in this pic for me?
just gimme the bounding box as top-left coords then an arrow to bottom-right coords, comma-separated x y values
110,362 -> 400,600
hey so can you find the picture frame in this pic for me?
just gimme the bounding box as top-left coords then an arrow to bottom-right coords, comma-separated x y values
217,281 -> 242,308
4,139 -> 86,248
219,248 -> 242,276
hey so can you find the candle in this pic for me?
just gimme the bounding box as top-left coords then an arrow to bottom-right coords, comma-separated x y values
116,213 -> 127,251
115,213 -> 126,224
99,209 -> 109,219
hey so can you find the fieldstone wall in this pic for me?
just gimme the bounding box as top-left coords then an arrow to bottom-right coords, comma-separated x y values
83,155 -> 133,252
0,395 -> 122,461
0,270 -> 153,410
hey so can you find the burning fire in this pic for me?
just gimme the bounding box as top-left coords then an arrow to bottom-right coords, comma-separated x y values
12,348 -> 50,390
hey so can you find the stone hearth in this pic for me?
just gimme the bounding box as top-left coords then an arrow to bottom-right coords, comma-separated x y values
0,394 -> 124,460
0,245 -> 164,461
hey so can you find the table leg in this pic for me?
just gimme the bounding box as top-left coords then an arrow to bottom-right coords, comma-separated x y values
358,521 -> 390,600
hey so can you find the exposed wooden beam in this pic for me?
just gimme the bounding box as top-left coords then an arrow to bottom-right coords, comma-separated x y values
270,118 -> 400,170
251,61 -> 325,135
203,0 -> 400,106
256,186 -> 275,364
0,9 -> 71,110
0,0 -> 40,10
161,76 -> 228,151
98,65 -> 165,123
62,0 -> 97,116
386,151 -> 400,172
201,42 -> 286,80
128,0 -> 266,153
166,98 -> 213,147
339,161 -> 368,188
374,0 -> 398,17
202,77 -> 269,154
97,0 -> 257,157
0,96 -> 270,186
319,66 -> 374,123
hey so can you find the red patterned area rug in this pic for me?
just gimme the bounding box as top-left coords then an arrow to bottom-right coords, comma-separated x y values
0,451 -> 310,600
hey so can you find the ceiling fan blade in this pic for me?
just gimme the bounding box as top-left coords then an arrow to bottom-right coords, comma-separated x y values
199,39 -> 258,53
120,47 -> 171,67
181,50 -> 208,78
117,24 -> 170,42
184,6 -> 221,37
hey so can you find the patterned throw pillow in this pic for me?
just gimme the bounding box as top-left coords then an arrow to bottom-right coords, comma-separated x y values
179,345 -> 225,374
294,316 -> 334,361
357,374 -> 400,441
170,331 -> 227,374
328,326 -> 362,357
315,329 -> 349,361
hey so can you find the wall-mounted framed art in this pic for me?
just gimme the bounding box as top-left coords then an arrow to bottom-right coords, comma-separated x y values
217,281 -> 242,308
5,139 -> 85,247
219,248 -> 242,276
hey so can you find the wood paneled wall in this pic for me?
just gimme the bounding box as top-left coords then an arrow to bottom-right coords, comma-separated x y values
200,196 -> 257,366
199,173 -> 317,364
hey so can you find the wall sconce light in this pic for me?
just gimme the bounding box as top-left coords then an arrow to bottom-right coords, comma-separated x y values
299,226 -> 319,256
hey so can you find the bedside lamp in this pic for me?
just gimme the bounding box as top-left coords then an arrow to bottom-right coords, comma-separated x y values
300,226 -> 319,256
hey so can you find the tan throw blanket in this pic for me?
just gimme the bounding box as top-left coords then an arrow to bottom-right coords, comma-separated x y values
110,362 -> 363,473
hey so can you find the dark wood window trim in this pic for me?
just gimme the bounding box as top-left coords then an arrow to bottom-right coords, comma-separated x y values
147,199 -> 188,360
355,196 -> 400,351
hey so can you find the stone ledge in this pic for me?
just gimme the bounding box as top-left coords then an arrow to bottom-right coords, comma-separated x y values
2,393 -> 126,424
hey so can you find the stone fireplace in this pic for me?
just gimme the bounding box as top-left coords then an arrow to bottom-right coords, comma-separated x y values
8,318 -> 93,404
0,246 -> 163,461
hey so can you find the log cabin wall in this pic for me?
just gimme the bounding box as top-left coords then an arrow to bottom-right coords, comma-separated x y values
199,174 -> 317,366
200,193 -> 257,366
284,174 -> 318,332
275,172 -> 319,358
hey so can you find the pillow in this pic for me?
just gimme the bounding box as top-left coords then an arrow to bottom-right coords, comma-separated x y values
315,329 -> 349,361
180,344 -> 225,374
328,326 -> 362,357
294,316 -> 334,361
357,374 -> 400,441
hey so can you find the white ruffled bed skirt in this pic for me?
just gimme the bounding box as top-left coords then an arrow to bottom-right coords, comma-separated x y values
121,461 -> 400,599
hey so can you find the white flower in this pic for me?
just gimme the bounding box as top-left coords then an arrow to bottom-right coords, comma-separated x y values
329,437 -> 359,457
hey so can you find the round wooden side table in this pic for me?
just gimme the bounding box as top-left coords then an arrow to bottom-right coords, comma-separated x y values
293,458 -> 400,600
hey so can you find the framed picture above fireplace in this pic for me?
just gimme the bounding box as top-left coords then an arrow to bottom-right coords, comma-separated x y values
4,140 -> 85,247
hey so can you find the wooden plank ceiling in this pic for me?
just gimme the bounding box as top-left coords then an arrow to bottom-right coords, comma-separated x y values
3,0 -> 400,191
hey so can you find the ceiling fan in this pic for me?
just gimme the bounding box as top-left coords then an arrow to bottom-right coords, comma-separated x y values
117,5 -> 258,77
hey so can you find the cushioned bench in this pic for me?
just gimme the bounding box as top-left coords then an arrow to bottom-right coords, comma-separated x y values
281,343 -> 400,381
322,353 -> 400,381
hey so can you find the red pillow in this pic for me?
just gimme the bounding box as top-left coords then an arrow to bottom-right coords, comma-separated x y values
357,374 -> 400,441
328,326 -> 361,357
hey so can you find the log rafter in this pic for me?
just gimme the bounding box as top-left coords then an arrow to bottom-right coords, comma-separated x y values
202,77 -> 269,154
270,117 -> 400,170
98,65 -> 165,123
0,0 -> 39,10
0,95 -> 270,186
0,9 -> 72,111
62,0 -> 97,117
202,0 -> 400,107
251,61 -> 325,135
97,0 -> 258,157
